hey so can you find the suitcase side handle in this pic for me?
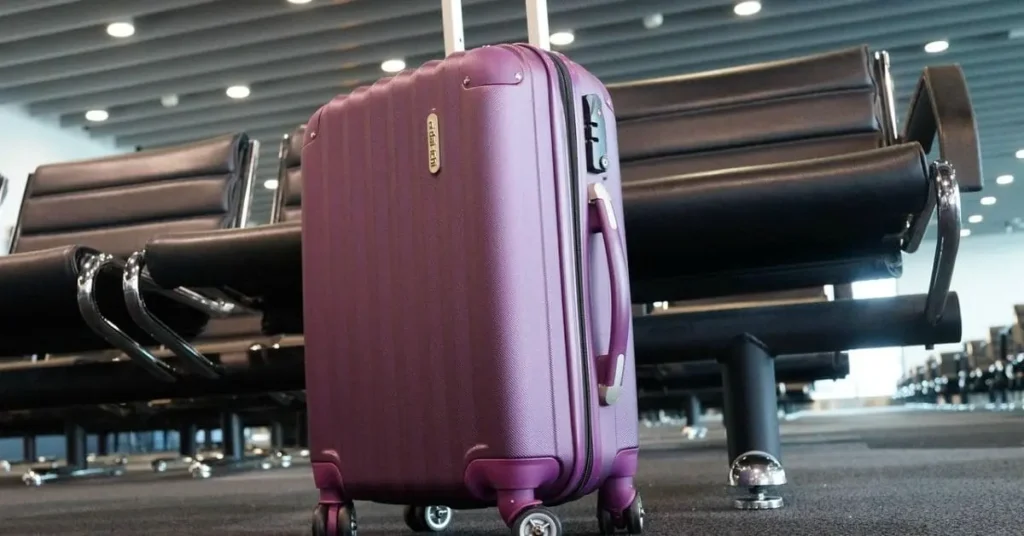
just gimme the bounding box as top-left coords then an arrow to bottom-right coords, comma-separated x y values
588,182 -> 630,406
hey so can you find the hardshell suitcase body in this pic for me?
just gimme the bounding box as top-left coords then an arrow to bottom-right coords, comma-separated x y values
300,5 -> 641,535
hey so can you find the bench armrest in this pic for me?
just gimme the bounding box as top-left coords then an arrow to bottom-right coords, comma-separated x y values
121,250 -> 252,381
902,65 -> 983,192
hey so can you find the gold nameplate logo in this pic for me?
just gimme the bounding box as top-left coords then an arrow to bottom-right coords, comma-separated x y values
426,112 -> 441,175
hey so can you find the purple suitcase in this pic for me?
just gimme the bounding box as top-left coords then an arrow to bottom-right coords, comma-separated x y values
300,2 -> 641,534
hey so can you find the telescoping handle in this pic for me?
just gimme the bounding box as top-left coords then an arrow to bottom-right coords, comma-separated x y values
441,0 -> 551,57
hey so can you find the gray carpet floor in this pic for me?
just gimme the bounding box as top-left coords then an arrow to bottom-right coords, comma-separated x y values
0,407 -> 1022,535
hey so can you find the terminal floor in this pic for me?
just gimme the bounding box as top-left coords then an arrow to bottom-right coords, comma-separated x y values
0,407 -> 1021,535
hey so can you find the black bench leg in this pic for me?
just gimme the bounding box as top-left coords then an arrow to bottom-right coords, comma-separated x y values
21,423 -> 126,486
682,394 -> 707,439
779,397 -> 794,416
719,334 -> 786,510
222,413 -> 244,461
297,412 -> 309,448
96,432 -> 109,457
201,429 -> 214,451
189,413 -> 284,480
270,421 -> 284,450
66,422 -> 87,469
179,424 -> 198,458
150,424 -> 200,474
684,394 -> 701,426
23,436 -> 37,464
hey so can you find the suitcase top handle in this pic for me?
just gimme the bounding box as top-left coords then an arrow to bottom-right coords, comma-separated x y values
441,0 -> 551,57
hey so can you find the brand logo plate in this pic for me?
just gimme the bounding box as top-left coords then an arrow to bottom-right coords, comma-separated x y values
427,112 -> 441,175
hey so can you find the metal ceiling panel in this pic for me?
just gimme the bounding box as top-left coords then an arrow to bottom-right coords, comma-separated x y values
0,0 -> 78,18
0,0 -> 508,88
0,0 -> 1019,236
0,0 -> 217,44
0,1 -> 321,69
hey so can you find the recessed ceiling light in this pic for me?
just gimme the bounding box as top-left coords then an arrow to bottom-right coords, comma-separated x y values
924,40 -> 949,53
226,85 -> 251,99
643,13 -> 664,29
960,228 -> 971,237
85,109 -> 109,122
549,31 -> 575,46
287,0 -> 313,3
996,174 -> 1014,185
980,196 -> 997,206
106,21 -> 135,38
734,1 -> 762,16
968,214 -> 983,224
1016,149 -> 1024,159
160,94 -> 179,108
264,179 -> 279,189
380,59 -> 406,73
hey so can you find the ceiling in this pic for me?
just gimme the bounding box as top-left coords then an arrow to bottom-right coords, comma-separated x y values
0,0 -> 1021,233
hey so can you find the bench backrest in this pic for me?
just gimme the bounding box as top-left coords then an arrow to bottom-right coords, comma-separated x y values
609,46 -> 891,180
13,134 -> 257,258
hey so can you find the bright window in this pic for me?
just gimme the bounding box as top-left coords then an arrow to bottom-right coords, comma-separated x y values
813,279 -> 900,399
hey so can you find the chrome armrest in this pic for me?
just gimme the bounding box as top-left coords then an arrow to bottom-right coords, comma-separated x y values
236,139 -> 261,228
922,161 -> 962,325
76,253 -> 178,383
122,250 -> 246,380
872,51 -> 898,146
268,133 -> 291,225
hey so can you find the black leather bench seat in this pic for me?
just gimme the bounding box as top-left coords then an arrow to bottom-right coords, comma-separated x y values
147,224 -> 302,298
623,144 -> 928,301
142,144 -> 930,328
145,223 -> 303,335
143,126 -> 309,339
0,246 -> 208,356
0,133 -> 250,357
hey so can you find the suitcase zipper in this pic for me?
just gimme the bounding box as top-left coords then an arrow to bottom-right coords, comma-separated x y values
544,50 -> 595,497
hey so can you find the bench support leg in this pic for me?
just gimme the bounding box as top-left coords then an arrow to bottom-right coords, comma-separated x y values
97,432 -> 110,457
682,394 -> 707,440
66,422 -> 88,469
719,334 -> 786,510
222,413 -> 244,461
270,421 -> 284,450
179,424 -> 198,458
297,412 -> 309,448
150,424 -> 200,474
23,436 -> 36,464
21,423 -> 126,487
188,413 -> 285,479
